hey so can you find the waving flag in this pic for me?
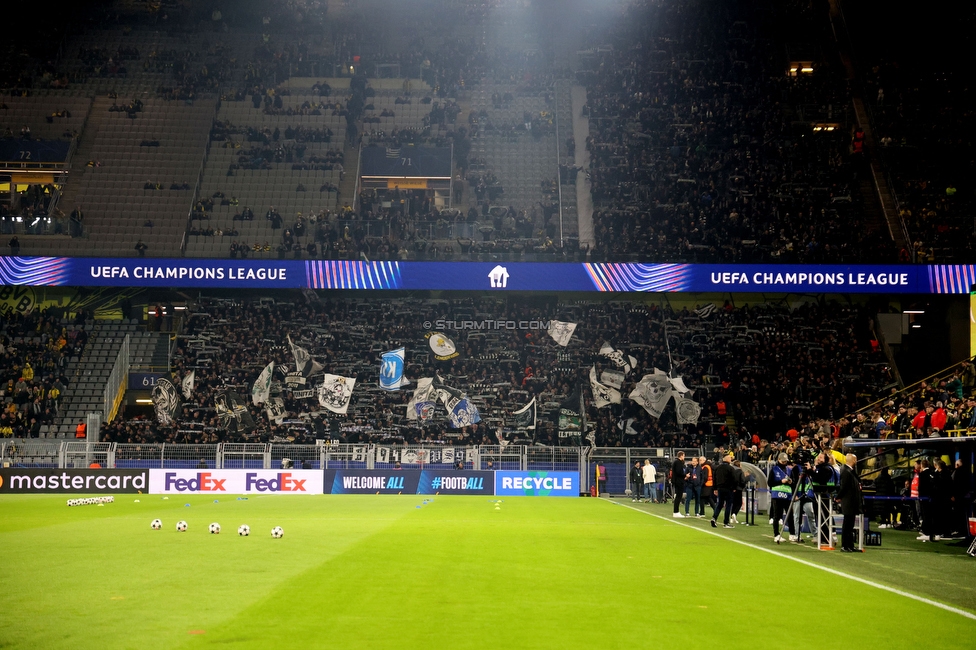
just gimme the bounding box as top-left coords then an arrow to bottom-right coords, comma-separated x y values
599,342 -> 638,374
589,366 -> 621,408
181,371 -> 195,400
380,347 -> 405,390
288,334 -> 323,377
318,374 -> 356,415
547,320 -> 577,347
406,377 -> 436,422
214,389 -> 255,434
513,397 -> 537,430
675,397 -> 702,425
152,377 -> 181,427
426,332 -> 459,361
629,373 -> 675,419
251,362 -> 275,405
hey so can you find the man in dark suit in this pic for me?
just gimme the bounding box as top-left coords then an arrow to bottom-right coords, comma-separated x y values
836,453 -> 863,552
671,451 -> 686,517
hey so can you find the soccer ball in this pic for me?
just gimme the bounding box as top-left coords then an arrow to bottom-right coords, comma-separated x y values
238,524 -> 250,537
176,520 -> 188,532
271,526 -> 284,539
151,519 -> 162,530
209,522 -> 221,535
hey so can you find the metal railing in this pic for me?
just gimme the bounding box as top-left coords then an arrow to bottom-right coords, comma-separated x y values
103,335 -> 130,422
0,442 -> 632,479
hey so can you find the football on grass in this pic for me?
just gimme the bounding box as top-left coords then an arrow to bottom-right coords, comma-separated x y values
176,520 -> 188,532
151,519 -> 162,530
209,522 -> 221,534
238,524 -> 250,536
271,526 -> 284,538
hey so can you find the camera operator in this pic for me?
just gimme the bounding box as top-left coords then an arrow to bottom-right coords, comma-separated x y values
789,451 -> 816,543
768,453 -> 794,544
811,451 -> 840,546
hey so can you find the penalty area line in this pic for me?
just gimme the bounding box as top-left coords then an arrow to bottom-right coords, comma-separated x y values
610,500 -> 976,622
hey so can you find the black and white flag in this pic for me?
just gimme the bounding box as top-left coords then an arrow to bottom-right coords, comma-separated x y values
215,389 -> 256,434
617,418 -> 639,436
288,334 -> 323,377
629,372 -> 675,419
547,320 -> 577,347
152,377 -> 181,427
599,342 -> 638,374
513,397 -> 537,430
600,370 -> 625,389
266,396 -> 287,424
181,371 -> 195,400
318,374 -> 356,415
675,397 -> 702,425
695,303 -> 717,319
589,366 -> 621,408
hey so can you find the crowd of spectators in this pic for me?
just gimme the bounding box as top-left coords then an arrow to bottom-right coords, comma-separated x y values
579,0 -> 898,263
0,309 -> 87,438
98,295 -> 886,449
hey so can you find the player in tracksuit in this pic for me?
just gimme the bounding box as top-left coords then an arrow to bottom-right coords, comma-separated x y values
768,453 -> 794,544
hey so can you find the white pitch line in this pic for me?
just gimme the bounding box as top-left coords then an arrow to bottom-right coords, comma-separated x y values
610,501 -> 976,622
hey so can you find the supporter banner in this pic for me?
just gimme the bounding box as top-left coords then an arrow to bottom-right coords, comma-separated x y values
324,469 -> 421,494
417,470 -> 494,495
2,256 -> 975,294
148,469 -> 322,495
494,471 -> 579,497
0,468 -> 148,493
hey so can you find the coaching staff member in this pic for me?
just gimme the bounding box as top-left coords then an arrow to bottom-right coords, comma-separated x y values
671,451 -> 686,517
836,453 -> 863,552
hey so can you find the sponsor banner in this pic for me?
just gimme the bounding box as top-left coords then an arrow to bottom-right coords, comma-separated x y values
324,469 -> 420,494
0,468 -> 148,493
494,471 -> 579,497
3,256 -> 975,294
417,470 -> 494,495
148,469 -> 322,495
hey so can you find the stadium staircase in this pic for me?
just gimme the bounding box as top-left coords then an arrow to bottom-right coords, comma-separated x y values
52,320 -> 165,437
555,80 -> 579,246
46,96 -> 216,258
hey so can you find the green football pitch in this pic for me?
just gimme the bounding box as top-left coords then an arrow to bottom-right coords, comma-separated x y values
1,495 -> 974,649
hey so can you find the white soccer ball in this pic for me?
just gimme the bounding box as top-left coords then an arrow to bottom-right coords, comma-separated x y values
67,499 -> 74,507
271,526 -> 284,539
176,520 -> 188,532
238,524 -> 250,537
209,522 -> 221,535
151,519 -> 162,530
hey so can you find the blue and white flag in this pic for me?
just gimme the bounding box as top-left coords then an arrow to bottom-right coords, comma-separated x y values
435,380 -> 482,428
448,397 -> 481,429
406,378 -> 436,423
380,347 -> 405,390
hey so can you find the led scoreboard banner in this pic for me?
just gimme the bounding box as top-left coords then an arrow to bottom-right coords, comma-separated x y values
1,256 -> 975,294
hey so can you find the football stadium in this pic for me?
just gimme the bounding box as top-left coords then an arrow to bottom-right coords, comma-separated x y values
1,0 -> 975,648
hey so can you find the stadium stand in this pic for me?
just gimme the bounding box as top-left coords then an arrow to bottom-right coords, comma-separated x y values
91,295 -> 888,449
0,308 -> 90,438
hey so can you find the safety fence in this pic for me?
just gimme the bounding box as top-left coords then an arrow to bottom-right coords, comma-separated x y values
1,440 -> 585,474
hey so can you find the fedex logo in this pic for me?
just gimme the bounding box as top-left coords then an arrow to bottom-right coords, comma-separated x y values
164,472 -> 226,492
245,472 -> 307,492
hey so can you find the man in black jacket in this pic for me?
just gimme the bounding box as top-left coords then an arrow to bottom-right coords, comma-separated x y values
951,459 -> 972,538
836,453 -> 863,552
710,454 -> 736,528
671,452 -> 686,517
916,459 -> 937,542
